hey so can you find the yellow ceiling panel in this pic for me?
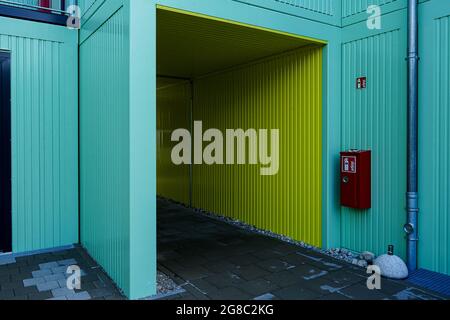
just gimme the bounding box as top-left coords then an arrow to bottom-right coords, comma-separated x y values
157,7 -> 323,78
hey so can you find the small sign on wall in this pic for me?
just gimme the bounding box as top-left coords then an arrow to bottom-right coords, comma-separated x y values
356,77 -> 367,89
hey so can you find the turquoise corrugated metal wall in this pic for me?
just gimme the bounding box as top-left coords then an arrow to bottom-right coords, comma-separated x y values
231,0 -> 341,26
79,0 -> 98,16
80,4 -> 130,295
341,10 -> 407,259
419,0 -> 450,275
275,0 -> 335,15
0,16 -> 78,253
80,0 -> 156,299
342,0 -> 399,18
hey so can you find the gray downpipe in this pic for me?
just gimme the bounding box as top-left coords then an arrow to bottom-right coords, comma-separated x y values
405,0 -> 419,272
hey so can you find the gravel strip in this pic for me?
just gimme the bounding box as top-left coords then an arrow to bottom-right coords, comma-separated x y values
157,271 -> 181,295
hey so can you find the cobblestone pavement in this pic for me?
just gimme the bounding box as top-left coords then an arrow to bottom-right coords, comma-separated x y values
1,199 -> 448,301
157,199 -> 449,301
0,246 -> 126,300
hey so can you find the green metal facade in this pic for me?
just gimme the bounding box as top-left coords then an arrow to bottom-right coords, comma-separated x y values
341,9 -> 408,260
0,16 -> 78,253
419,0 -> 450,276
79,0 -> 156,299
2,0 -> 450,299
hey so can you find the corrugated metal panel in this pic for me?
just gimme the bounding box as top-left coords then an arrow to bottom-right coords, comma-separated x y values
0,18 -> 78,253
275,0 -> 334,16
80,7 -> 130,295
341,29 -> 407,258
157,80 -> 191,205
78,0 -> 98,16
419,11 -> 450,275
342,0 -> 398,18
157,7 -> 320,78
192,47 -> 323,247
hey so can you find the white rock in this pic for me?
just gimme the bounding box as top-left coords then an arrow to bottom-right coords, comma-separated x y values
360,251 -> 375,261
357,260 -> 368,268
374,254 -> 409,280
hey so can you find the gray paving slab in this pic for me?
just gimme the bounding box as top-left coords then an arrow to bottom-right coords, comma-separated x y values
157,198 -> 449,301
37,281 -> 60,292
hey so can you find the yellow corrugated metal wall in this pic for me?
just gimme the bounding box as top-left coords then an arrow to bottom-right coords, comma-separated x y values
192,46 -> 323,246
157,80 -> 191,205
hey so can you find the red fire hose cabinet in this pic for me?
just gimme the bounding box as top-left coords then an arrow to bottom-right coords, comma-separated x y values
340,150 -> 371,210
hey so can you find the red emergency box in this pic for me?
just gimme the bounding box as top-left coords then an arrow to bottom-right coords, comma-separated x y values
340,150 -> 371,209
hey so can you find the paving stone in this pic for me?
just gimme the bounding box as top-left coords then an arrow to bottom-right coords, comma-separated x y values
0,267 -> 19,275
104,295 -> 126,300
39,262 -> 59,270
23,277 -> 45,287
47,296 -> 68,300
204,272 -> 246,289
227,254 -> 260,266
32,269 -> 52,278
0,289 -> 15,299
189,278 -> 220,295
378,280 -> 415,296
0,256 -> 16,266
44,273 -> 66,282
272,285 -> 322,300
0,281 -> 23,291
13,286 -> 38,297
252,250 -> 284,260
390,287 -> 441,301
182,283 -> 210,300
19,266 -> 37,274
203,261 -> 236,274
253,293 -> 277,300
66,291 -> 91,300
232,265 -> 270,281
8,295 -> 28,300
37,281 -> 59,292
51,266 -> 69,274
28,291 -> 53,300
51,287 -> 75,297
0,275 -> 10,283
206,287 -> 252,300
10,273 -> 32,282
58,278 -> 69,288
238,278 -> 280,296
79,281 -> 96,291
316,292 -> 352,300
172,265 -> 212,281
264,270 -> 302,288
257,259 -> 295,273
89,288 -> 114,299
57,259 -> 77,266
338,284 -> 390,300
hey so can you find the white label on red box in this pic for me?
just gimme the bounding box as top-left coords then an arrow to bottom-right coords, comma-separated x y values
342,156 -> 357,173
